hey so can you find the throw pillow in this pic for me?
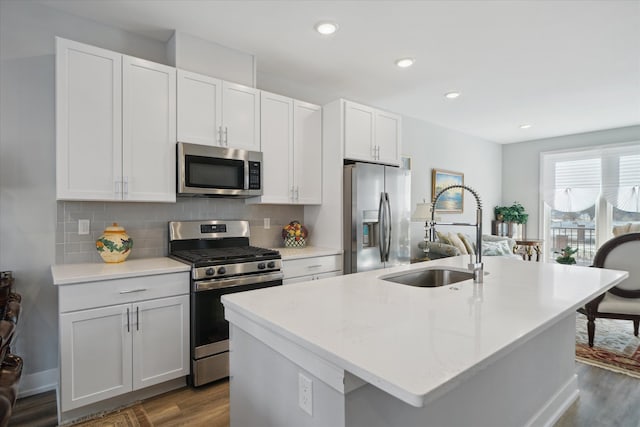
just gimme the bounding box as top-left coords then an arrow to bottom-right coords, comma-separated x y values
448,232 -> 468,255
458,233 -> 475,255
437,231 -> 451,245
482,240 -> 513,256
612,224 -> 631,237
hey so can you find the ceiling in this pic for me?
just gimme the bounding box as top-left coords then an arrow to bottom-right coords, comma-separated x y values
38,0 -> 640,144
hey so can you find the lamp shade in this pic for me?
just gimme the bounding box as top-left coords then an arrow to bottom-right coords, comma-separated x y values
411,202 -> 432,221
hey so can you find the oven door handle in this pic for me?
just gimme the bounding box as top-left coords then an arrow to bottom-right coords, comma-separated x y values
194,271 -> 284,292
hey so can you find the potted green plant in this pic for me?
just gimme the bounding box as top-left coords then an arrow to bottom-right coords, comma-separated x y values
494,202 -> 528,224
555,246 -> 578,265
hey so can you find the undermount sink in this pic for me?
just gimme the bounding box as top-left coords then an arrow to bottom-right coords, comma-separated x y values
381,267 -> 475,288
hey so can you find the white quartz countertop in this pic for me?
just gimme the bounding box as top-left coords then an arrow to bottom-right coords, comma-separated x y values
271,246 -> 342,260
51,257 -> 190,285
222,256 -> 628,407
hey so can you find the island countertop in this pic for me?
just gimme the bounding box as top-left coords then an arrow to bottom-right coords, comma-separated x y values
222,256 -> 628,408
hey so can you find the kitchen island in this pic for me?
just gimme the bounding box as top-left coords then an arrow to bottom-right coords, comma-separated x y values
222,256 -> 628,427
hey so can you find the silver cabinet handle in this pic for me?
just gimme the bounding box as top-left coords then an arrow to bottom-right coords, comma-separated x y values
290,186 -> 295,201
295,186 -> 299,201
217,126 -> 223,145
126,307 -> 130,333
123,177 -> 128,196
307,264 -> 322,269
119,288 -> 147,294
136,306 -> 139,331
224,126 -> 228,145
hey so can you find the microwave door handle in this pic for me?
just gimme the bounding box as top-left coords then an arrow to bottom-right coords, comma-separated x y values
244,160 -> 250,191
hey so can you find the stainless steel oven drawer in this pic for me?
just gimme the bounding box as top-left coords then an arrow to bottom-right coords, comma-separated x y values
192,352 -> 229,386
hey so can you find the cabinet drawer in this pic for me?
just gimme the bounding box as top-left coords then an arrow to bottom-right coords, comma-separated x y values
282,255 -> 342,280
59,272 -> 189,313
283,270 -> 342,285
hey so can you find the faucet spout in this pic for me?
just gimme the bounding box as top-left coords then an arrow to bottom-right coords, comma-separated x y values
430,185 -> 483,283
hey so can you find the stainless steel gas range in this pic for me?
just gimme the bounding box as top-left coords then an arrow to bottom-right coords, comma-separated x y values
169,220 -> 282,386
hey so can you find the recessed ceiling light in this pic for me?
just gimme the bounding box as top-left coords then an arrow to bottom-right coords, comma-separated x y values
444,92 -> 460,99
395,58 -> 415,68
519,124 -> 532,129
315,21 -> 338,35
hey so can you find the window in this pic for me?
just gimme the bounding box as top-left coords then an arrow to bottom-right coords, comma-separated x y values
541,143 -> 640,265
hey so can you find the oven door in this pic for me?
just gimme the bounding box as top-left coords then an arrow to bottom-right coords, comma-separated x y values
191,271 -> 283,361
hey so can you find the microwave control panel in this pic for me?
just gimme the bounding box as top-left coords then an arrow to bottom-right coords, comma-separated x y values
248,161 -> 261,189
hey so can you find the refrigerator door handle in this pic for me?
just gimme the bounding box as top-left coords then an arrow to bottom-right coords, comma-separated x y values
384,192 -> 392,262
378,192 -> 385,262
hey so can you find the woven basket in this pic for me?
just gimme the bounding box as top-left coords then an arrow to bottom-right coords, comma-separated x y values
284,236 -> 306,248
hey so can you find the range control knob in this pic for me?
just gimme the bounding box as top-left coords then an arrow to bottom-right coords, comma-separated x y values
267,261 -> 276,269
217,267 -> 226,275
205,268 -> 215,276
257,263 -> 266,270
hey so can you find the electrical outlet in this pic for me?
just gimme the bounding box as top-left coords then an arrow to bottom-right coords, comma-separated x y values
264,218 -> 270,229
298,372 -> 313,416
78,219 -> 90,235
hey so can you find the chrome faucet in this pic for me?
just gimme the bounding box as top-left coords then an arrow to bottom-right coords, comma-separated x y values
428,185 -> 484,283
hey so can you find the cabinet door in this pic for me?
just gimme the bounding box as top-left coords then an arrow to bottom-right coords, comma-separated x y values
344,101 -> 375,162
122,56 -> 176,202
222,81 -> 260,151
60,304 -> 132,411
177,70 -> 223,146
375,110 -> 401,166
132,295 -> 189,390
293,101 -> 322,204
258,91 -> 293,203
56,37 -> 122,201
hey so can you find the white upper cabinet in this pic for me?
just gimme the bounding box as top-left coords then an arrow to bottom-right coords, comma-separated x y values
176,70 -> 222,146
177,70 -> 260,151
343,100 -> 401,166
256,91 -> 293,204
222,81 -> 261,151
56,38 -> 123,201
248,92 -> 321,205
293,100 -> 322,204
56,37 -> 176,202
375,110 -> 401,165
122,56 -> 176,202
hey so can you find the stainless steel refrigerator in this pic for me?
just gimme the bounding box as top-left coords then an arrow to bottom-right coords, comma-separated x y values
343,162 -> 411,274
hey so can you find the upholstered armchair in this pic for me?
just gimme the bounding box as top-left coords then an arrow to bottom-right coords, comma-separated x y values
578,232 -> 640,347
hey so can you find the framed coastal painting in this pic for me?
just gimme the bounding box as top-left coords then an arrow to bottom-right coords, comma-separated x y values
431,169 -> 464,213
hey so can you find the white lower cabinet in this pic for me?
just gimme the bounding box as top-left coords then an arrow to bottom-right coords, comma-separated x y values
282,254 -> 342,285
58,273 -> 189,412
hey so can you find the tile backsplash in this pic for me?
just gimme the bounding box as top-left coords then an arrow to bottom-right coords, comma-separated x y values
56,199 -> 304,264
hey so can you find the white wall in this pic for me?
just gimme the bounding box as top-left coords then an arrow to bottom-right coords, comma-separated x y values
402,117 -> 503,259
502,125 -> 640,238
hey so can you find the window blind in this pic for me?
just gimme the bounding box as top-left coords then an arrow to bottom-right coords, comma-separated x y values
543,143 -> 640,213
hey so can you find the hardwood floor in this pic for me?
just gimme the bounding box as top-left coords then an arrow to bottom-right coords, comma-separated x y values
8,364 -> 640,426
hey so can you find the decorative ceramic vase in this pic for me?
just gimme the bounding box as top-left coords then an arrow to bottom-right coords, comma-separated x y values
96,223 -> 133,263
282,221 -> 308,248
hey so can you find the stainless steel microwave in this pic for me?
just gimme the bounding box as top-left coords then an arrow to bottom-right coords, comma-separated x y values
177,142 -> 263,197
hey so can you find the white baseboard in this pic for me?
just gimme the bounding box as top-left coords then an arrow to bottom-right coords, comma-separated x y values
18,368 -> 58,398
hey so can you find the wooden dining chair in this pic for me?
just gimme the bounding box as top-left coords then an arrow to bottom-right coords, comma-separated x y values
578,232 -> 640,347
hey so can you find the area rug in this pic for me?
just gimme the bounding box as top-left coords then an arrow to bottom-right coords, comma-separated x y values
71,404 -> 152,427
575,313 -> 640,378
